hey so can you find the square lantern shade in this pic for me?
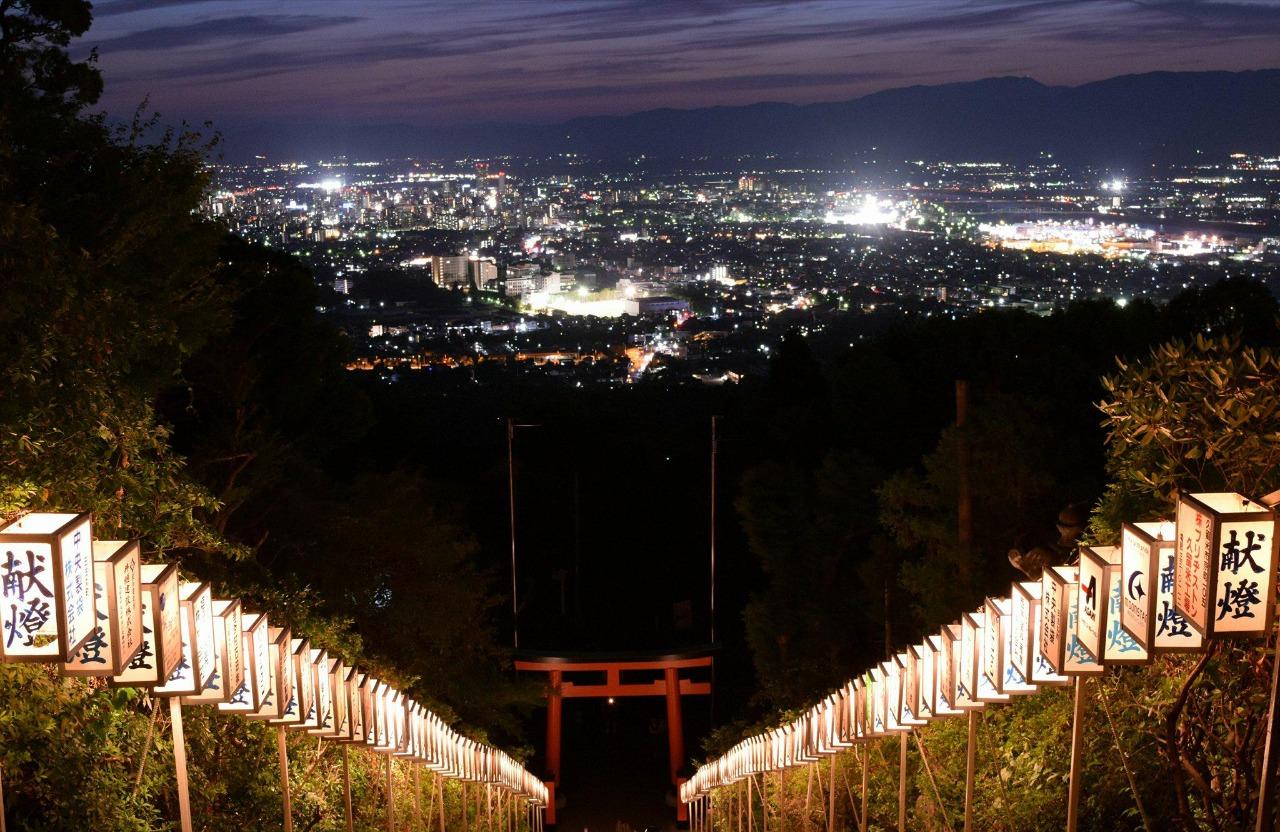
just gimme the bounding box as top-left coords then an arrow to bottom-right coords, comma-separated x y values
927,635 -> 960,717
111,563 -> 182,687
348,672 -> 369,744
1175,492 -> 1277,638
899,650 -> 928,726
868,668 -> 887,737
0,512 -> 96,662
1122,521 -> 1202,653
1054,566 -> 1104,675
63,540 -> 144,676
288,638 -> 319,730
184,599 -> 245,706
959,611 -> 988,706
269,636 -> 307,725
970,607 -> 1009,704
851,678 -> 867,741
359,674 -> 377,745
838,682 -> 857,745
306,648 -> 334,735
881,659 -> 904,732
327,659 -> 349,740
1011,580 -> 1070,688
1080,546 -> 1150,665
153,581 -> 215,697
986,596 -> 1037,696
1039,565 -> 1075,675
370,681 -> 392,750
914,643 -> 935,721
219,611 -> 270,713
394,698 -> 417,758
942,622 -> 975,710
247,627 -> 290,721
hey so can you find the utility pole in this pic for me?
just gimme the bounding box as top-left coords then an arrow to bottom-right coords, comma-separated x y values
711,415 -> 719,646
508,417 -> 519,649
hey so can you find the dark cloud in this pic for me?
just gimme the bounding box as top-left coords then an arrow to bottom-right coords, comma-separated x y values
91,15 -> 361,52
80,0 -> 1280,127
94,0 -> 239,15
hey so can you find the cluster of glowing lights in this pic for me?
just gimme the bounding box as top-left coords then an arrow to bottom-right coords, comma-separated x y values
823,194 -> 901,226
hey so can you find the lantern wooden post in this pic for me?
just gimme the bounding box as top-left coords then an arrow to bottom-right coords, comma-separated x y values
860,745 -> 869,832
414,765 -> 423,827
168,698 -> 194,832
963,711 -> 978,832
898,732 -> 909,832
277,727 -> 293,832
1066,676 -> 1088,832
1258,623 -> 1280,832
385,755 -> 394,832
828,754 -> 837,832
341,745 -> 354,832
746,774 -> 753,832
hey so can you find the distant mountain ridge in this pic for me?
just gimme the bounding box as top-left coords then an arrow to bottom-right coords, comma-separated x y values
222,70 -> 1280,166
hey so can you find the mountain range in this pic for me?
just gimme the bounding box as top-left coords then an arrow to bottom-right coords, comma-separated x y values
221,70 -> 1280,166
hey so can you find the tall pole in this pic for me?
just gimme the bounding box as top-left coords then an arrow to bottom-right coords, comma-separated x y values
963,712 -> 978,832
169,698 -> 193,832
507,418 -> 519,649
829,754 -> 837,832
710,415 -> 718,646
386,756 -> 394,832
1256,618 -> 1280,832
1067,677 -> 1088,832
342,745 -> 354,832
860,746 -> 869,832
956,379 -> 972,555
277,726 -> 292,832
898,732 -> 909,832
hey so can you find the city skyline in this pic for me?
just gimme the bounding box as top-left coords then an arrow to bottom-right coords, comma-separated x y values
81,0 -> 1280,132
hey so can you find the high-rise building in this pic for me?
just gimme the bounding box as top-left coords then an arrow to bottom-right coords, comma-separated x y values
471,258 -> 499,290
432,255 -> 470,289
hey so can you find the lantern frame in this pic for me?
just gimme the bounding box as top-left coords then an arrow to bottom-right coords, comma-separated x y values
63,540 -> 144,676
152,581 -> 214,697
0,511 -> 96,663
1174,491 -> 1277,639
110,562 -> 182,687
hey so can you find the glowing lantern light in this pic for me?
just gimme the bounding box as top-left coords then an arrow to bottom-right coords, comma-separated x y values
1175,492 -> 1277,638
0,512 -> 95,662
219,610 -> 270,713
1011,580 -> 1069,687
1122,521 -> 1201,653
63,540 -> 143,676
185,599 -> 245,706
111,562 -> 183,687
153,581 -> 215,696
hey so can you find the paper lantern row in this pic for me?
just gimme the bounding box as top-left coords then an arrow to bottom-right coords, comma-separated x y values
0,512 -> 548,807
681,490 -> 1277,802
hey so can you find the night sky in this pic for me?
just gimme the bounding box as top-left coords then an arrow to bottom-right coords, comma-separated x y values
80,0 -> 1280,128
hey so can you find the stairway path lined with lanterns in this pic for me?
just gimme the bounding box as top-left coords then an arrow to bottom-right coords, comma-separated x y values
0,511 -> 548,832
679,491 -> 1280,832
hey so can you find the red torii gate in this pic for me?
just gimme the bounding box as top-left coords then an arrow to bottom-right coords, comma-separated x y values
515,649 -> 713,826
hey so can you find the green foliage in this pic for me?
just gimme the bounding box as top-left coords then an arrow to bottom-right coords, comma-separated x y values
1095,334 -> 1280,538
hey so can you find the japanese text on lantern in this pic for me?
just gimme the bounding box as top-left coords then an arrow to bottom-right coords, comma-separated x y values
1175,498 -> 1212,632
1212,519 -> 1273,634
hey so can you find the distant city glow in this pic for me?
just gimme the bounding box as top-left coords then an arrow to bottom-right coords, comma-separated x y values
824,194 -> 900,226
